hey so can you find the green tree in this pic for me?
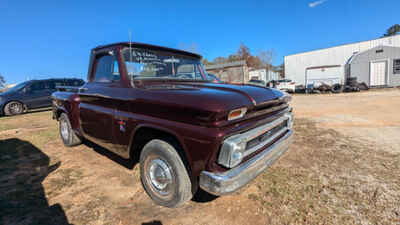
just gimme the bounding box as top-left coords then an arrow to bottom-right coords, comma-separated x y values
383,24 -> 400,37
0,73 -> 5,89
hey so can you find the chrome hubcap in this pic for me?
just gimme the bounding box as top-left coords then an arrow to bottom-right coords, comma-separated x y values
9,103 -> 22,114
60,119 -> 69,140
148,159 -> 172,195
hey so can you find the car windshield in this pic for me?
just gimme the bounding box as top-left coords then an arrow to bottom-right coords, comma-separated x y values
122,48 -> 207,82
4,81 -> 29,93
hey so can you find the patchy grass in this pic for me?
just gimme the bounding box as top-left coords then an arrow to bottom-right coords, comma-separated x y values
0,111 -> 53,132
247,119 -> 400,225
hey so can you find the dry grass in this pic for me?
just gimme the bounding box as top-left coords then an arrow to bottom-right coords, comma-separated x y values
247,119 -> 400,225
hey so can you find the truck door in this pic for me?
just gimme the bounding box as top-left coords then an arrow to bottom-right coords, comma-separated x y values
78,52 -> 115,149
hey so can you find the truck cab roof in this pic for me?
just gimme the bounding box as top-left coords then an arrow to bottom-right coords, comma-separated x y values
92,42 -> 201,59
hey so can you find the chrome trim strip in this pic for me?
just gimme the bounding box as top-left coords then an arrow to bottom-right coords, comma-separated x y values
200,130 -> 293,195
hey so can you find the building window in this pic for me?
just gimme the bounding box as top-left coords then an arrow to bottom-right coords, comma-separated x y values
394,59 -> 400,74
376,49 -> 384,53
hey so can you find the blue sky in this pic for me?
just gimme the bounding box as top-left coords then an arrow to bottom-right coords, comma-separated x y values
0,0 -> 398,84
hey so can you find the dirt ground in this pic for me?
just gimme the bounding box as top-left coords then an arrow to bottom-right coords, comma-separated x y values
1,89 -> 400,225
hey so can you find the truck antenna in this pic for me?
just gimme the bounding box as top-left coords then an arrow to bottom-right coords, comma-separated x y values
129,29 -> 133,63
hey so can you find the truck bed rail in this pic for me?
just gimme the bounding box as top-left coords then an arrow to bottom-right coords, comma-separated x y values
56,86 -> 81,93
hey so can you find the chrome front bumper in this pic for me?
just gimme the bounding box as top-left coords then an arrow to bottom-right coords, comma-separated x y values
199,129 -> 293,195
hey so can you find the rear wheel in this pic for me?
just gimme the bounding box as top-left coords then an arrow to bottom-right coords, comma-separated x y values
140,139 -> 193,208
59,113 -> 82,146
4,101 -> 24,116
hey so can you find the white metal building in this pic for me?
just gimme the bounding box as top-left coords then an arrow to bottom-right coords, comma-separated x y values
284,35 -> 400,87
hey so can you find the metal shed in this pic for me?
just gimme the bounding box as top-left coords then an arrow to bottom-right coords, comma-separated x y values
346,46 -> 400,87
204,60 -> 248,83
284,35 -> 400,86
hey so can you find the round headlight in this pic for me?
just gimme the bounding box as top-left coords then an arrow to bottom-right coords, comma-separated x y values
218,139 -> 246,168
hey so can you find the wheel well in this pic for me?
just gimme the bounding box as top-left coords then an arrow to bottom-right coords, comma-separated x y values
54,109 -> 65,121
130,127 -> 192,174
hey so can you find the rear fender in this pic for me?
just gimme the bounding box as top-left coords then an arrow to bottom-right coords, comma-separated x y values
53,93 -> 81,134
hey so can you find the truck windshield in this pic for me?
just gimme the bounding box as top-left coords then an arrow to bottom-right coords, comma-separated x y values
122,48 -> 207,81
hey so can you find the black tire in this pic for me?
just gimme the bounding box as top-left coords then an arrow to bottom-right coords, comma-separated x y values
4,101 -> 24,116
358,82 -> 369,90
59,113 -> 82,146
332,84 -> 343,93
140,139 -> 193,208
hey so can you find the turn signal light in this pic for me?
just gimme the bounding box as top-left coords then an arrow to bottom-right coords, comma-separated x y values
228,108 -> 247,121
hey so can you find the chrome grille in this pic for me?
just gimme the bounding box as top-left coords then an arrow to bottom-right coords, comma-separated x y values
241,116 -> 290,159
245,120 -> 287,150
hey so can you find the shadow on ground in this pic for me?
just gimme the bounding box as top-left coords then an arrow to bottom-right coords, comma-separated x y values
142,220 -> 163,225
0,138 -> 71,225
83,139 -> 136,169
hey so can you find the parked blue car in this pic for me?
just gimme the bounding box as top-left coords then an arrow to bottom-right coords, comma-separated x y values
0,78 -> 84,116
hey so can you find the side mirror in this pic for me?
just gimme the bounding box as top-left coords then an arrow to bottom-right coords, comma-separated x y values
23,87 -> 31,94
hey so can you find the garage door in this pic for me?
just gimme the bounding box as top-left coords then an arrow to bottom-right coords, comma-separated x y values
370,61 -> 386,86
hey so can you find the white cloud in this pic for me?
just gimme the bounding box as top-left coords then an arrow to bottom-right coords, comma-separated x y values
309,0 -> 327,8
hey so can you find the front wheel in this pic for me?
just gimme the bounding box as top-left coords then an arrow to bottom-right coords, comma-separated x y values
4,101 -> 24,116
140,139 -> 193,208
59,113 -> 82,147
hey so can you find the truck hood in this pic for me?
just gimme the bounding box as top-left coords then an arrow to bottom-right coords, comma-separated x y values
132,81 -> 287,125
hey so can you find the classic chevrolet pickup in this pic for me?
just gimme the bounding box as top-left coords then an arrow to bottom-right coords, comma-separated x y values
51,42 -> 293,208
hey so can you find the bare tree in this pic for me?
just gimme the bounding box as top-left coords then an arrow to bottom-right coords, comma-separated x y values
258,49 -> 275,70
237,43 -> 251,60
201,58 -> 212,65
213,57 -> 227,64
0,73 -> 5,89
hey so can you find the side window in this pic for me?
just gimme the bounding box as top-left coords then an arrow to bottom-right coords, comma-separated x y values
54,81 -> 64,88
93,55 -> 113,82
47,81 -> 56,90
66,79 -> 77,86
112,59 -> 120,81
31,81 -> 45,92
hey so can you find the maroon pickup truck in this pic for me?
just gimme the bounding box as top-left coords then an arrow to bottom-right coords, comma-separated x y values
52,42 -> 293,208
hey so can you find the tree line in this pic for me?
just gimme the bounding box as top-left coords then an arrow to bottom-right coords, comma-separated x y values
201,43 -> 276,71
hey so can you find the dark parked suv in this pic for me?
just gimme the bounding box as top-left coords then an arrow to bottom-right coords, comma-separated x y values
0,78 -> 84,116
